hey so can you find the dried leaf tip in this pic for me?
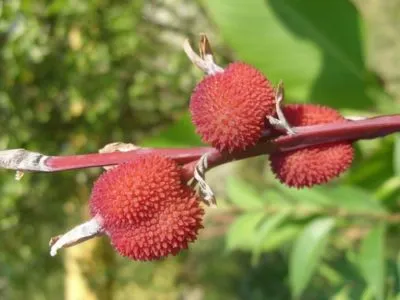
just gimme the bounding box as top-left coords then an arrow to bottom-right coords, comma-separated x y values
49,217 -> 103,256
183,34 -> 223,75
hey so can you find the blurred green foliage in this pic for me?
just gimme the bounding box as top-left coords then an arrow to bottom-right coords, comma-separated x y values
1,0 -> 400,299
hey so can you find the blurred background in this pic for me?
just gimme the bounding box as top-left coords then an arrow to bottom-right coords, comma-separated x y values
1,0 -> 400,299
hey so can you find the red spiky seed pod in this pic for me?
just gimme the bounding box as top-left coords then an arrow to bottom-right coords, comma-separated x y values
110,196 -> 203,260
269,104 -> 354,188
190,62 -> 275,152
89,154 -> 204,261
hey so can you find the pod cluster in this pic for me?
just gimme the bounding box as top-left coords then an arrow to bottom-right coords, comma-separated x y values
268,104 -> 354,188
88,60 -> 353,261
89,154 -> 204,261
189,63 -> 353,188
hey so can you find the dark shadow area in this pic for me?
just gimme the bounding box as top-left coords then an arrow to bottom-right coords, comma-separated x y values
268,0 -> 374,108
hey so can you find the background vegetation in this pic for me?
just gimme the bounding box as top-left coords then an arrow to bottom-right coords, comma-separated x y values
1,0 -> 400,299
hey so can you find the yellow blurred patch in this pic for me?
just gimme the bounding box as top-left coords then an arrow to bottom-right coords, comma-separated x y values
69,27 -> 82,51
70,99 -> 85,117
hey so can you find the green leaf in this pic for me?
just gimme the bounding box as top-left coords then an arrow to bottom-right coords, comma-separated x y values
226,176 -> 264,210
141,113 -> 203,147
346,139 -> 394,191
290,217 -> 336,299
332,285 -> 351,300
226,212 -> 265,251
397,251 -> 400,293
261,224 -> 302,252
374,176 -> 400,202
276,184 -> 333,208
203,0 -> 374,108
393,135 -> 400,176
262,189 -> 292,207
327,185 -> 385,213
359,223 -> 386,300
360,287 -> 375,300
252,208 -> 291,264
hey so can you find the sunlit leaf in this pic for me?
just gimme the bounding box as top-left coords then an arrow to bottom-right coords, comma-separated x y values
359,223 -> 386,300
290,217 -> 336,298
276,184 -> 333,208
332,285 -> 351,300
397,251 -> 400,294
141,114 -> 203,147
226,212 -> 265,251
374,176 -> 400,202
261,224 -> 302,252
327,185 -> 385,212
346,139 -> 394,191
393,135 -> 400,176
226,176 -> 264,209
203,0 -> 375,108
262,189 -> 292,207
252,208 -> 291,264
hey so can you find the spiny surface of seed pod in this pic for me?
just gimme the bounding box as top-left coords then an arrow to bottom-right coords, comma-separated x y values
89,154 -> 204,261
190,62 -> 275,152
110,196 -> 203,261
269,104 -> 354,188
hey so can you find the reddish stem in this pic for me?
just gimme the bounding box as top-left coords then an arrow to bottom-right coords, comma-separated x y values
48,147 -> 211,171
276,115 -> 400,151
39,114 -> 400,175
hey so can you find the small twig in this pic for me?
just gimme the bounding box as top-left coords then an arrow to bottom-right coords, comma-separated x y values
0,149 -> 51,172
